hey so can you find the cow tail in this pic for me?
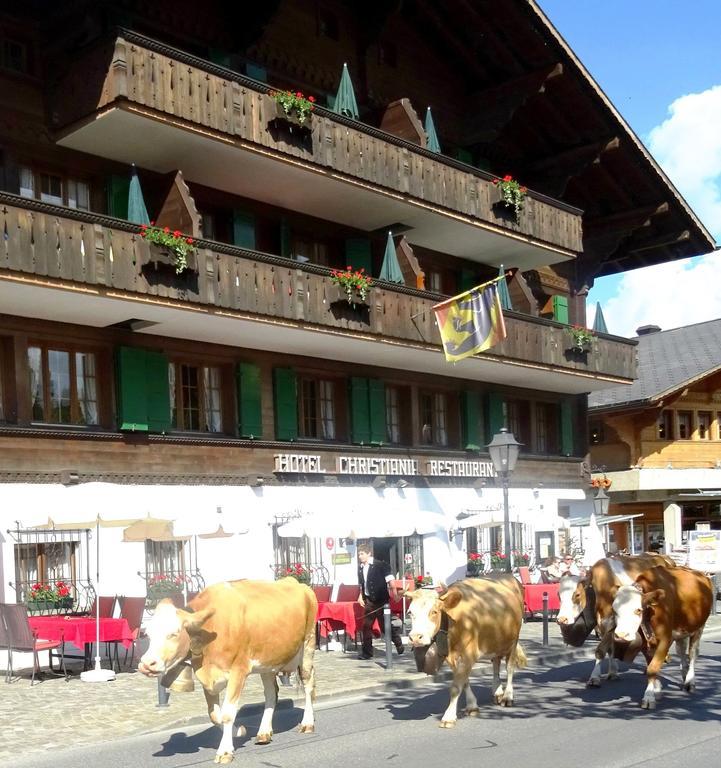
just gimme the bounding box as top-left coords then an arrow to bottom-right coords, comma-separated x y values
513,643 -> 528,669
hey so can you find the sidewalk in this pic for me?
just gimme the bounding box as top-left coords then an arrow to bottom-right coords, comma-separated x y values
2,614 -> 720,762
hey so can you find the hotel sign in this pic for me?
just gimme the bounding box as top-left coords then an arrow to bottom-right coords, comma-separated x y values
274,453 -> 496,478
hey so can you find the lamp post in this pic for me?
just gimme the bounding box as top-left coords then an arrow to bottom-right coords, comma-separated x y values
593,487 -> 611,552
487,428 -> 522,572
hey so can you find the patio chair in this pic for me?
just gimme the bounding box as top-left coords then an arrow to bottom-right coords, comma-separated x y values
312,585 -> 331,603
88,595 -> 117,619
335,584 -> 360,602
518,566 -> 532,585
0,603 -> 67,685
118,596 -> 147,670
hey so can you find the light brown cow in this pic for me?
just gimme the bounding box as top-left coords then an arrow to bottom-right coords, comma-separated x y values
613,565 -> 713,709
407,575 -> 526,728
557,553 -> 673,687
138,578 -> 317,764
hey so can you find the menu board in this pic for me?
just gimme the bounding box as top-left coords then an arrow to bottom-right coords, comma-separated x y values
687,530 -> 721,573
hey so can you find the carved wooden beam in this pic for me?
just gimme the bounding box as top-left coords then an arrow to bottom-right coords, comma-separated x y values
627,229 -> 690,254
585,202 -> 669,233
461,63 -> 564,144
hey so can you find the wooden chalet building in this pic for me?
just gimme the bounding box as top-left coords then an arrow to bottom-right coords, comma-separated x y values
0,0 -> 713,606
588,320 -> 721,556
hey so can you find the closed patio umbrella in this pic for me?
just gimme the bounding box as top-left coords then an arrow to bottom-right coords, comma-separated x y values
497,264 -> 513,311
424,107 -> 441,153
127,165 -> 150,226
332,62 -> 359,120
379,231 -> 404,283
592,301 -> 608,334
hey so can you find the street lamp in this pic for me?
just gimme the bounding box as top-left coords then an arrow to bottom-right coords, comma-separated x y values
487,428 -> 523,572
593,487 -> 610,516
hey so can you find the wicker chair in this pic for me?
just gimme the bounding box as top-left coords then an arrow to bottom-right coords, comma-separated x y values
0,603 -> 67,685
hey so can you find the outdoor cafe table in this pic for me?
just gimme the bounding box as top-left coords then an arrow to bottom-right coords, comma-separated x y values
522,582 -> 560,617
28,615 -> 134,669
316,599 -> 405,642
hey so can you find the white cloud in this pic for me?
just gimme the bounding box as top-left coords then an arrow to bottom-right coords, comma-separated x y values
589,85 -> 721,337
647,84 -> 721,239
588,251 -> 721,337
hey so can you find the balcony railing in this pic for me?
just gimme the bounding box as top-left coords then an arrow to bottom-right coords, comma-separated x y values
0,194 -> 635,381
50,31 -> 583,256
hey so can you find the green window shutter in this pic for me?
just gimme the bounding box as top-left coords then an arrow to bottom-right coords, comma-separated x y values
116,347 -> 149,431
233,210 -> 256,250
145,350 -> 171,433
237,363 -> 263,439
459,268 -> 476,293
280,218 -> 291,259
349,377 -> 371,444
486,392 -> 505,443
461,391 -> 482,450
560,400 -> 574,456
246,63 -> 267,83
368,379 -> 386,444
344,238 -> 372,276
552,295 -> 569,325
454,148 -> 473,165
107,174 -> 130,220
273,367 -> 298,441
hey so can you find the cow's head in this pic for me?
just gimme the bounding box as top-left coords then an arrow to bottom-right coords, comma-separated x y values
138,599 -> 215,677
557,575 -> 598,647
613,583 -> 664,642
407,588 -> 457,647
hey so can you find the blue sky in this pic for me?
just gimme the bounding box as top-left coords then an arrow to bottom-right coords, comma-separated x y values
537,1 -> 721,335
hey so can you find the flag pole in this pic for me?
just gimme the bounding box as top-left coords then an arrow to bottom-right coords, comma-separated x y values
409,273 -> 508,321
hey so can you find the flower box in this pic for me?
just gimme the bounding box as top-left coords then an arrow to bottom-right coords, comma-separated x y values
271,100 -> 313,129
27,599 -> 54,613
148,244 -> 198,273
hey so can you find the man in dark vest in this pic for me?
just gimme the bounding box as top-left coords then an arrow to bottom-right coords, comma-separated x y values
357,543 -> 404,659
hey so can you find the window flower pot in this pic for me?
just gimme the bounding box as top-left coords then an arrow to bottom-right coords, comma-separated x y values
270,100 -> 313,133
148,244 -> 197,273
27,599 -> 53,613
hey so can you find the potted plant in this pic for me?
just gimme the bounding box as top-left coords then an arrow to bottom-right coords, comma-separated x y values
270,89 -> 316,127
466,552 -> 484,577
139,223 -> 196,273
27,582 -> 57,613
329,266 -> 372,307
146,573 -> 185,607
490,551 -> 508,571
568,324 -> 595,352
492,174 -> 528,223
275,563 -> 311,585
53,580 -> 73,610
414,573 -> 433,589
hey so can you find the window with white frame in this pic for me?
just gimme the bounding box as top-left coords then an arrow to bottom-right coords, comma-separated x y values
18,166 -> 90,211
169,362 -> 223,432
144,539 -> 185,577
28,344 -> 98,425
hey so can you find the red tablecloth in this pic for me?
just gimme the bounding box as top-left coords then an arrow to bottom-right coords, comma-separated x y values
523,583 -> 560,615
316,599 -> 404,638
29,616 -> 134,649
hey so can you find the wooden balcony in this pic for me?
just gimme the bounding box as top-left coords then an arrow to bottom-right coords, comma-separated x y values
0,195 -> 635,389
50,31 -> 583,267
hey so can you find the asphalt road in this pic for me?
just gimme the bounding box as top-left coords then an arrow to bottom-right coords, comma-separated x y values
17,636 -> 721,768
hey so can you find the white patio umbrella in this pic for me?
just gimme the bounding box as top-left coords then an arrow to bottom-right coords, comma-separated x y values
582,512 -> 607,567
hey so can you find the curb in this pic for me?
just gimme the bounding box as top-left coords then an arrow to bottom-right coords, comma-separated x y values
137,643 -> 596,739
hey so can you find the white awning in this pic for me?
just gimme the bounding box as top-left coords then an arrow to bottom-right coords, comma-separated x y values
568,513 -> 644,527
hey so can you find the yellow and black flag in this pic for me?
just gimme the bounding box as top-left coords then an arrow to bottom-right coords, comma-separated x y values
433,278 -> 507,362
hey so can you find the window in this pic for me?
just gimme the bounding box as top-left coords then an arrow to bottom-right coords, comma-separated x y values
678,410 -> 693,439
698,411 -> 712,440
378,41 -> 397,67
658,409 -> 674,440
0,348 -> 5,422
18,166 -> 90,210
2,38 -> 29,74
28,345 -> 98,425
534,402 -> 558,454
386,386 -> 401,443
589,420 -> 604,445
427,271 -> 443,293
506,399 -> 530,446
144,540 -> 184,578
317,8 -> 339,40
420,391 -> 448,446
299,377 -> 336,439
169,362 -> 223,432
292,235 -> 329,265
15,541 -> 77,590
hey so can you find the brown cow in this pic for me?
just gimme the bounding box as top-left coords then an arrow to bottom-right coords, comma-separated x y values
407,575 -> 526,728
138,578 -> 317,764
556,553 -> 674,687
612,565 -> 713,709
